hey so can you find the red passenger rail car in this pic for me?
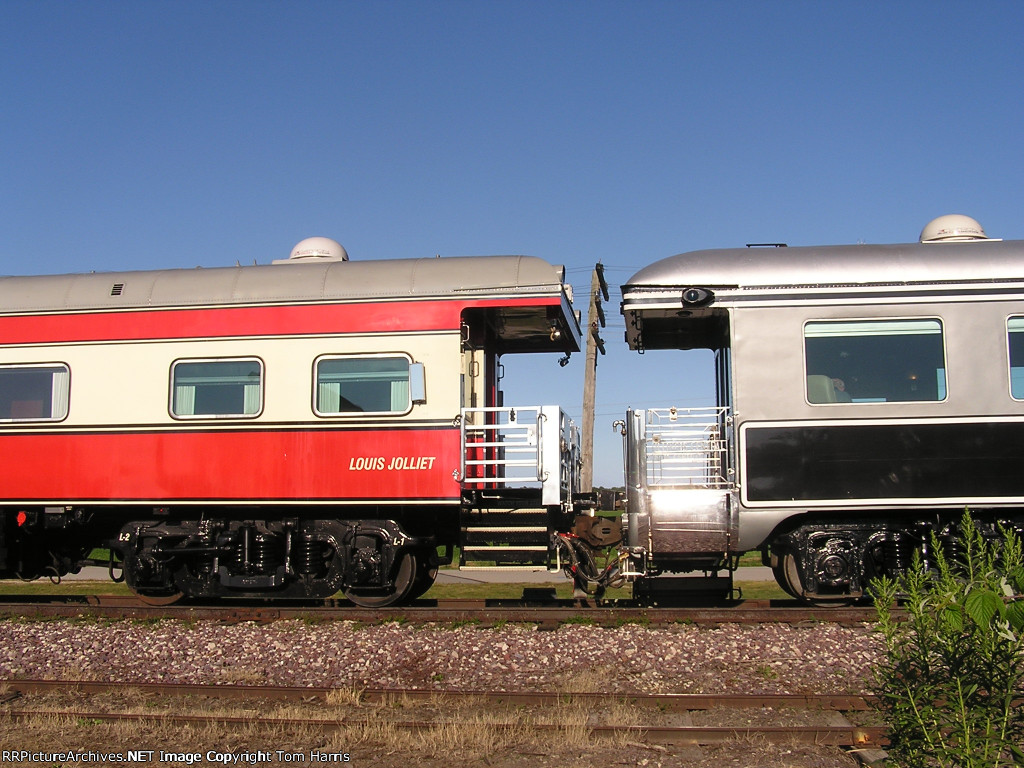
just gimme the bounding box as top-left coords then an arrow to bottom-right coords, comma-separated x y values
0,239 -> 583,604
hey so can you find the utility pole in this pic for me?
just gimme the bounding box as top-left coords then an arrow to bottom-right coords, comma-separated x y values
580,262 -> 608,493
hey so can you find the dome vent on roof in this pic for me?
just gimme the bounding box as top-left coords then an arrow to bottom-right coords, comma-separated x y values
919,215 -> 990,243
273,237 -> 349,264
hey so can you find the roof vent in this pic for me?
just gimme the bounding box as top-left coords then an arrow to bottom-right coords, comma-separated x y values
919,214 -> 991,243
273,237 -> 349,264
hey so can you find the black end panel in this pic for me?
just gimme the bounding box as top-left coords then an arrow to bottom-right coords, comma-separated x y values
745,422 -> 1024,502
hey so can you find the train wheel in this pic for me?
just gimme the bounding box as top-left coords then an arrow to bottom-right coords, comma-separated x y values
406,558 -> 438,601
133,589 -> 185,606
776,551 -> 858,607
343,551 -> 418,607
773,553 -> 802,599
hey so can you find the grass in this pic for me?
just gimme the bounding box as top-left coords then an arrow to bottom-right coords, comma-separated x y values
0,568 -> 787,601
732,579 -> 787,600
0,544 -> 783,601
0,579 -> 133,596
3,687 -> 647,765
737,549 -> 765,567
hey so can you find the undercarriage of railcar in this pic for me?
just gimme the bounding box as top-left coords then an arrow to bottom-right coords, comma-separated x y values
765,511 -> 1024,604
10,501 -> 1023,607
0,506 -> 453,606
0,506 -> 101,585
0,500 -> 623,606
0,502 -> 627,608
116,514 -> 450,606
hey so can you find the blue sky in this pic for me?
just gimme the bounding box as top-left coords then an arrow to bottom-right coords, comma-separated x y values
3,1 -> 1024,484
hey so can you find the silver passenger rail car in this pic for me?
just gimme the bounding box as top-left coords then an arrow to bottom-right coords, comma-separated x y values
618,215 -> 1024,604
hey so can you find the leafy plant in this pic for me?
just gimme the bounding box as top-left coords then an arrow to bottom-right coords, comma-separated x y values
872,511 -> 1024,767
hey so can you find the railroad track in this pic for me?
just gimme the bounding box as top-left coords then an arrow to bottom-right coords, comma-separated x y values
1,678 -> 889,750
0,595 -> 884,626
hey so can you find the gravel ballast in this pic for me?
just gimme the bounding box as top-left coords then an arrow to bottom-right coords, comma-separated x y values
0,619 -> 882,695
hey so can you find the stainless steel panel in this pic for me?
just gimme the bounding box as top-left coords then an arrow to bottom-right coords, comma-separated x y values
623,239 -> 1024,293
645,488 -> 733,554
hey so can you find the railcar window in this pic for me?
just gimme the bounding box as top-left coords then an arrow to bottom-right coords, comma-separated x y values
1008,318 -> 1024,399
0,364 -> 69,421
315,356 -> 411,415
804,319 -> 946,403
171,359 -> 262,418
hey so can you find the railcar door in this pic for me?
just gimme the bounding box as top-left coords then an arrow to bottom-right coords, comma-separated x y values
461,315 -> 501,483
620,300 -> 738,574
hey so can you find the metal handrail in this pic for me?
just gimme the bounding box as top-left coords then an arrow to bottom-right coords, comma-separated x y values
536,411 -> 547,482
460,405 -> 577,506
642,406 -> 732,489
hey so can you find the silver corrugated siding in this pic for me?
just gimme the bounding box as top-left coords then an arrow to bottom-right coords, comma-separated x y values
624,240 -> 1024,290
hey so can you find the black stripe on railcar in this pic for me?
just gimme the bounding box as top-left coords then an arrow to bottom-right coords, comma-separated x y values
742,420 -> 1024,503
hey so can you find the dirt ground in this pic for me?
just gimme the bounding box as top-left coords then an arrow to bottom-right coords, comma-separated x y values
2,724 -> 865,768
0,690 -> 869,768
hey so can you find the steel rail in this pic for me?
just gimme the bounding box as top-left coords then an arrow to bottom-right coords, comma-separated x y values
0,709 -> 888,748
0,596 -> 884,626
2,678 -> 877,712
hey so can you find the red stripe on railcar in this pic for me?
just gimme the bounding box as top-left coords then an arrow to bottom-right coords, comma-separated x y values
0,297 -> 561,344
0,428 -> 462,503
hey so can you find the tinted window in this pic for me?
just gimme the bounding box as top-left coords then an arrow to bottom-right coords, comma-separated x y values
805,319 -> 946,403
1009,317 -> 1024,399
171,359 -> 262,418
315,356 -> 410,414
0,364 -> 70,421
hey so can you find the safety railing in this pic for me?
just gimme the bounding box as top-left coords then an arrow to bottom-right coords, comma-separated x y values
460,405 -> 579,506
636,406 -> 732,488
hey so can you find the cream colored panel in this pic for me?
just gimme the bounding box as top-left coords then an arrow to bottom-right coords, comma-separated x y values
9,332 -> 461,427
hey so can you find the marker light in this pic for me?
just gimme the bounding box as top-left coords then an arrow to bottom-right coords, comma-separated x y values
681,287 -> 714,306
